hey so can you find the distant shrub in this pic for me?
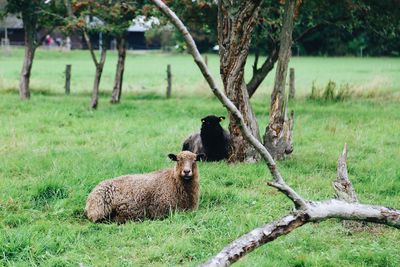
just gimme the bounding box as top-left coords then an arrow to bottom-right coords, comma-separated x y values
145,25 -> 176,51
309,80 -> 353,102
32,182 -> 68,207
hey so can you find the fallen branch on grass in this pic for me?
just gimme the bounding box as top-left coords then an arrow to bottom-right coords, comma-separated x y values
151,0 -> 400,266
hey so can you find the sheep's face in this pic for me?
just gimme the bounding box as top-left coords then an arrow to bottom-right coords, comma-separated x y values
168,151 -> 204,181
201,115 -> 225,133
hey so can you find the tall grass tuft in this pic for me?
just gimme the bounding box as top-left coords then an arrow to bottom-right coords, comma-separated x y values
32,182 -> 69,208
309,80 -> 353,102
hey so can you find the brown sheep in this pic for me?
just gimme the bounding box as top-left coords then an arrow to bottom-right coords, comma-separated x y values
85,151 -> 203,223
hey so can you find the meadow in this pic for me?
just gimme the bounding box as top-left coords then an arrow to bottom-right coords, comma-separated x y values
0,49 -> 400,266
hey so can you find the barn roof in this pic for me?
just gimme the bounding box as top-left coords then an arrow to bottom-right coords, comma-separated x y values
0,15 -> 24,29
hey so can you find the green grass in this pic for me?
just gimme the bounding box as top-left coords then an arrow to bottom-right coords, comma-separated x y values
0,50 -> 400,266
0,48 -> 399,98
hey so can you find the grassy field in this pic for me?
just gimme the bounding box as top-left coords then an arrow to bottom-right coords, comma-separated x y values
0,49 -> 400,266
0,48 -> 399,98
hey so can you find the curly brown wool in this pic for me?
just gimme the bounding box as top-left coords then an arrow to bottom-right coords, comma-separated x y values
85,151 -> 202,223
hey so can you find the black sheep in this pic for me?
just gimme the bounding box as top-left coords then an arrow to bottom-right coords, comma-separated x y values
182,115 -> 231,161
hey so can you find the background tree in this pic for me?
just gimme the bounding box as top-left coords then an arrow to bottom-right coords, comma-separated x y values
68,1 -> 151,107
65,0 -> 110,108
68,0 -> 125,108
4,0 -> 66,100
109,1 -> 138,104
263,0 -> 295,160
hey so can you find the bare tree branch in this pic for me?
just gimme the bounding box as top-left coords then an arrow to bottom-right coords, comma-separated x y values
307,200 -> 400,228
267,181 -> 306,209
293,23 -> 323,43
83,30 -> 99,67
246,45 -> 279,98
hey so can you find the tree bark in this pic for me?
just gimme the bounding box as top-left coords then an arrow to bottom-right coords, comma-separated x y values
90,48 -> 106,109
110,36 -> 126,104
20,42 -> 35,100
263,0 -> 296,160
19,16 -> 37,100
218,0 -> 262,162
83,31 -> 107,109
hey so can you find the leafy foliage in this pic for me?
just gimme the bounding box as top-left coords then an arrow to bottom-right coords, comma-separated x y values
68,0 -> 137,37
160,0 -> 399,56
5,0 -> 67,46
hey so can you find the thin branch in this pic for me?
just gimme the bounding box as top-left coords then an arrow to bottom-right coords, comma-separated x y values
150,0 -> 307,210
253,48 -> 259,75
246,44 -> 279,98
267,181 -> 307,209
83,30 -> 99,66
293,23 -> 322,42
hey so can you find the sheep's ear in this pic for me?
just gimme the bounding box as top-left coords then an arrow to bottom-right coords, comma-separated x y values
196,153 -> 205,161
168,154 -> 177,161
219,116 -> 225,122
201,117 -> 206,123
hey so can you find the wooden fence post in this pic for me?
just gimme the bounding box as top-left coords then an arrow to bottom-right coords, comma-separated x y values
166,64 -> 172,98
65,64 -> 71,95
289,67 -> 295,99
205,55 -> 208,66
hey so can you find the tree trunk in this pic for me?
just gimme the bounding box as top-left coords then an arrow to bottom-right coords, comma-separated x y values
83,30 -> 108,109
19,20 -> 36,100
166,64 -> 172,98
263,0 -> 296,160
110,36 -> 126,104
90,48 -> 107,109
218,0 -> 262,162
